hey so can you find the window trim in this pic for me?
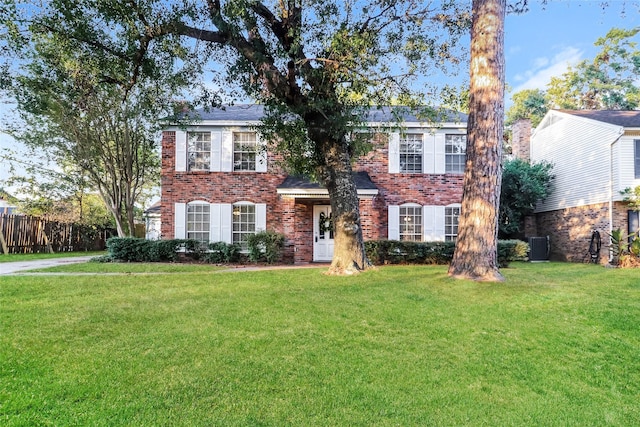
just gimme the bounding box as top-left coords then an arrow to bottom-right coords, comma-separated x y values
399,133 -> 424,174
444,204 -> 461,242
399,203 -> 423,241
187,131 -> 212,172
233,131 -> 258,172
445,134 -> 467,174
186,201 -> 211,244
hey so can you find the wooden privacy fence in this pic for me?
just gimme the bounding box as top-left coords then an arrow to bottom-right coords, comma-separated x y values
0,214 -> 114,254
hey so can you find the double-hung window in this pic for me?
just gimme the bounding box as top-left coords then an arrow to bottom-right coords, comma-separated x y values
187,132 -> 211,171
233,203 -> 256,251
400,134 -> 423,173
445,134 -> 466,174
399,205 -> 423,241
233,132 -> 258,171
187,203 -> 210,244
444,206 -> 460,242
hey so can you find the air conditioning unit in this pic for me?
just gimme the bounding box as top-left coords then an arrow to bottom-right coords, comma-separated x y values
528,236 -> 550,261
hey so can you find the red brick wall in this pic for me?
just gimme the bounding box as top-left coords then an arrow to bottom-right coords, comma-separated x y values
161,130 -> 464,263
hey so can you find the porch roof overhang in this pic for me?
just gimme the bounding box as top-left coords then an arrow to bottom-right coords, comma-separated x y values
276,172 -> 379,200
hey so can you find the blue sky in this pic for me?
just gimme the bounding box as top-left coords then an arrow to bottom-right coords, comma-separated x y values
505,0 -> 639,97
2,1 -> 639,186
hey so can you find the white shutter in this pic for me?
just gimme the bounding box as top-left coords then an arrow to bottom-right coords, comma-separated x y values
211,131 -> 222,172
424,133 -> 435,174
221,131 -> 233,172
210,203 -> 221,242
423,205 -> 445,241
388,205 -> 400,240
174,203 -> 186,238
255,203 -> 267,231
389,132 -> 400,173
175,131 -> 187,171
434,133 -> 446,174
221,203 -> 233,243
255,135 -> 268,172
423,205 -> 435,241
434,205 -> 446,241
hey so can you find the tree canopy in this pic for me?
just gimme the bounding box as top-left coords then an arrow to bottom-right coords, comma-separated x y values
499,158 -> 553,239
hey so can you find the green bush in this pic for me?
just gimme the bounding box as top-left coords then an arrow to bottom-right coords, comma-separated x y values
365,239 -> 529,267
106,237 -> 205,262
246,230 -> 285,264
204,242 -> 241,264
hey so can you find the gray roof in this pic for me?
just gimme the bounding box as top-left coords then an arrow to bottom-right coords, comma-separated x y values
559,109 -> 640,127
277,172 -> 377,191
184,104 -> 467,124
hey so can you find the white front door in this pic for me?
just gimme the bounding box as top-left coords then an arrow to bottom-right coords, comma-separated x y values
313,205 -> 334,262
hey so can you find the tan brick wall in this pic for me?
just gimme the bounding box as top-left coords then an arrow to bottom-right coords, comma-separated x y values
511,119 -> 532,162
534,203 -> 611,264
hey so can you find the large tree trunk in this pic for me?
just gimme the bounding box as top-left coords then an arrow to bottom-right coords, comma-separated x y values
307,120 -> 371,275
448,0 -> 505,282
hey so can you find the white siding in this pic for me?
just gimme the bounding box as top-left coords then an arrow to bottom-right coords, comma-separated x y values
612,136 -> 640,200
531,114 -> 621,212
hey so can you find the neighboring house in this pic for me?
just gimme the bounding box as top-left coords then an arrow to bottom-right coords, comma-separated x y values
519,109 -> 640,263
144,201 -> 162,240
160,105 -> 467,263
0,193 -> 18,215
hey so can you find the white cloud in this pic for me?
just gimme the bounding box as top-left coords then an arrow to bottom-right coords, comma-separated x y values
511,46 -> 584,92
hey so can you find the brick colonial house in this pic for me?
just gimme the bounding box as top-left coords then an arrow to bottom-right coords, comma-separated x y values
160,105 -> 468,263
513,109 -> 640,263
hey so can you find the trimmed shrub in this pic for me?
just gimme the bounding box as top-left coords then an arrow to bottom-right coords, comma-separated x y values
204,242 -> 241,264
106,237 -> 205,262
365,239 -> 529,267
107,237 -> 154,262
247,230 -> 285,264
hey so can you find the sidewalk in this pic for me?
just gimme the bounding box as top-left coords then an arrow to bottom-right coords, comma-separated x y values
0,256 -> 96,275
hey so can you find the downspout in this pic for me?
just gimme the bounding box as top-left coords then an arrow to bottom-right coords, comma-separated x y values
609,128 -> 625,262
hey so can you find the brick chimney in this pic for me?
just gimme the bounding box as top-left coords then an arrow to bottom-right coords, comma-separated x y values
511,118 -> 532,162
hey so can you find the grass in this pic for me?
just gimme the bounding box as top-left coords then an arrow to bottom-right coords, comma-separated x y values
1,262 -> 639,426
30,261 -> 226,274
0,251 -> 106,263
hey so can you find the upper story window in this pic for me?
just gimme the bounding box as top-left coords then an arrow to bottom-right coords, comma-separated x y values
635,139 -> 640,179
187,202 -> 210,244
233,203 -> 256,251
400,134 -> 423,173
233,132 -> 258,171
445,134 -> 466,174
444,206 -> 460,242
399,204 -> 423,241
187,132 -> 211,171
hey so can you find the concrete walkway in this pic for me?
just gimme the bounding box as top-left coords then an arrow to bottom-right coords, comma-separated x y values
0,256 -> 96,275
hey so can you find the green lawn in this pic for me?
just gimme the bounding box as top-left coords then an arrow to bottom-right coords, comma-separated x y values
0,251 -> 106,262
1,262 -> 639,426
